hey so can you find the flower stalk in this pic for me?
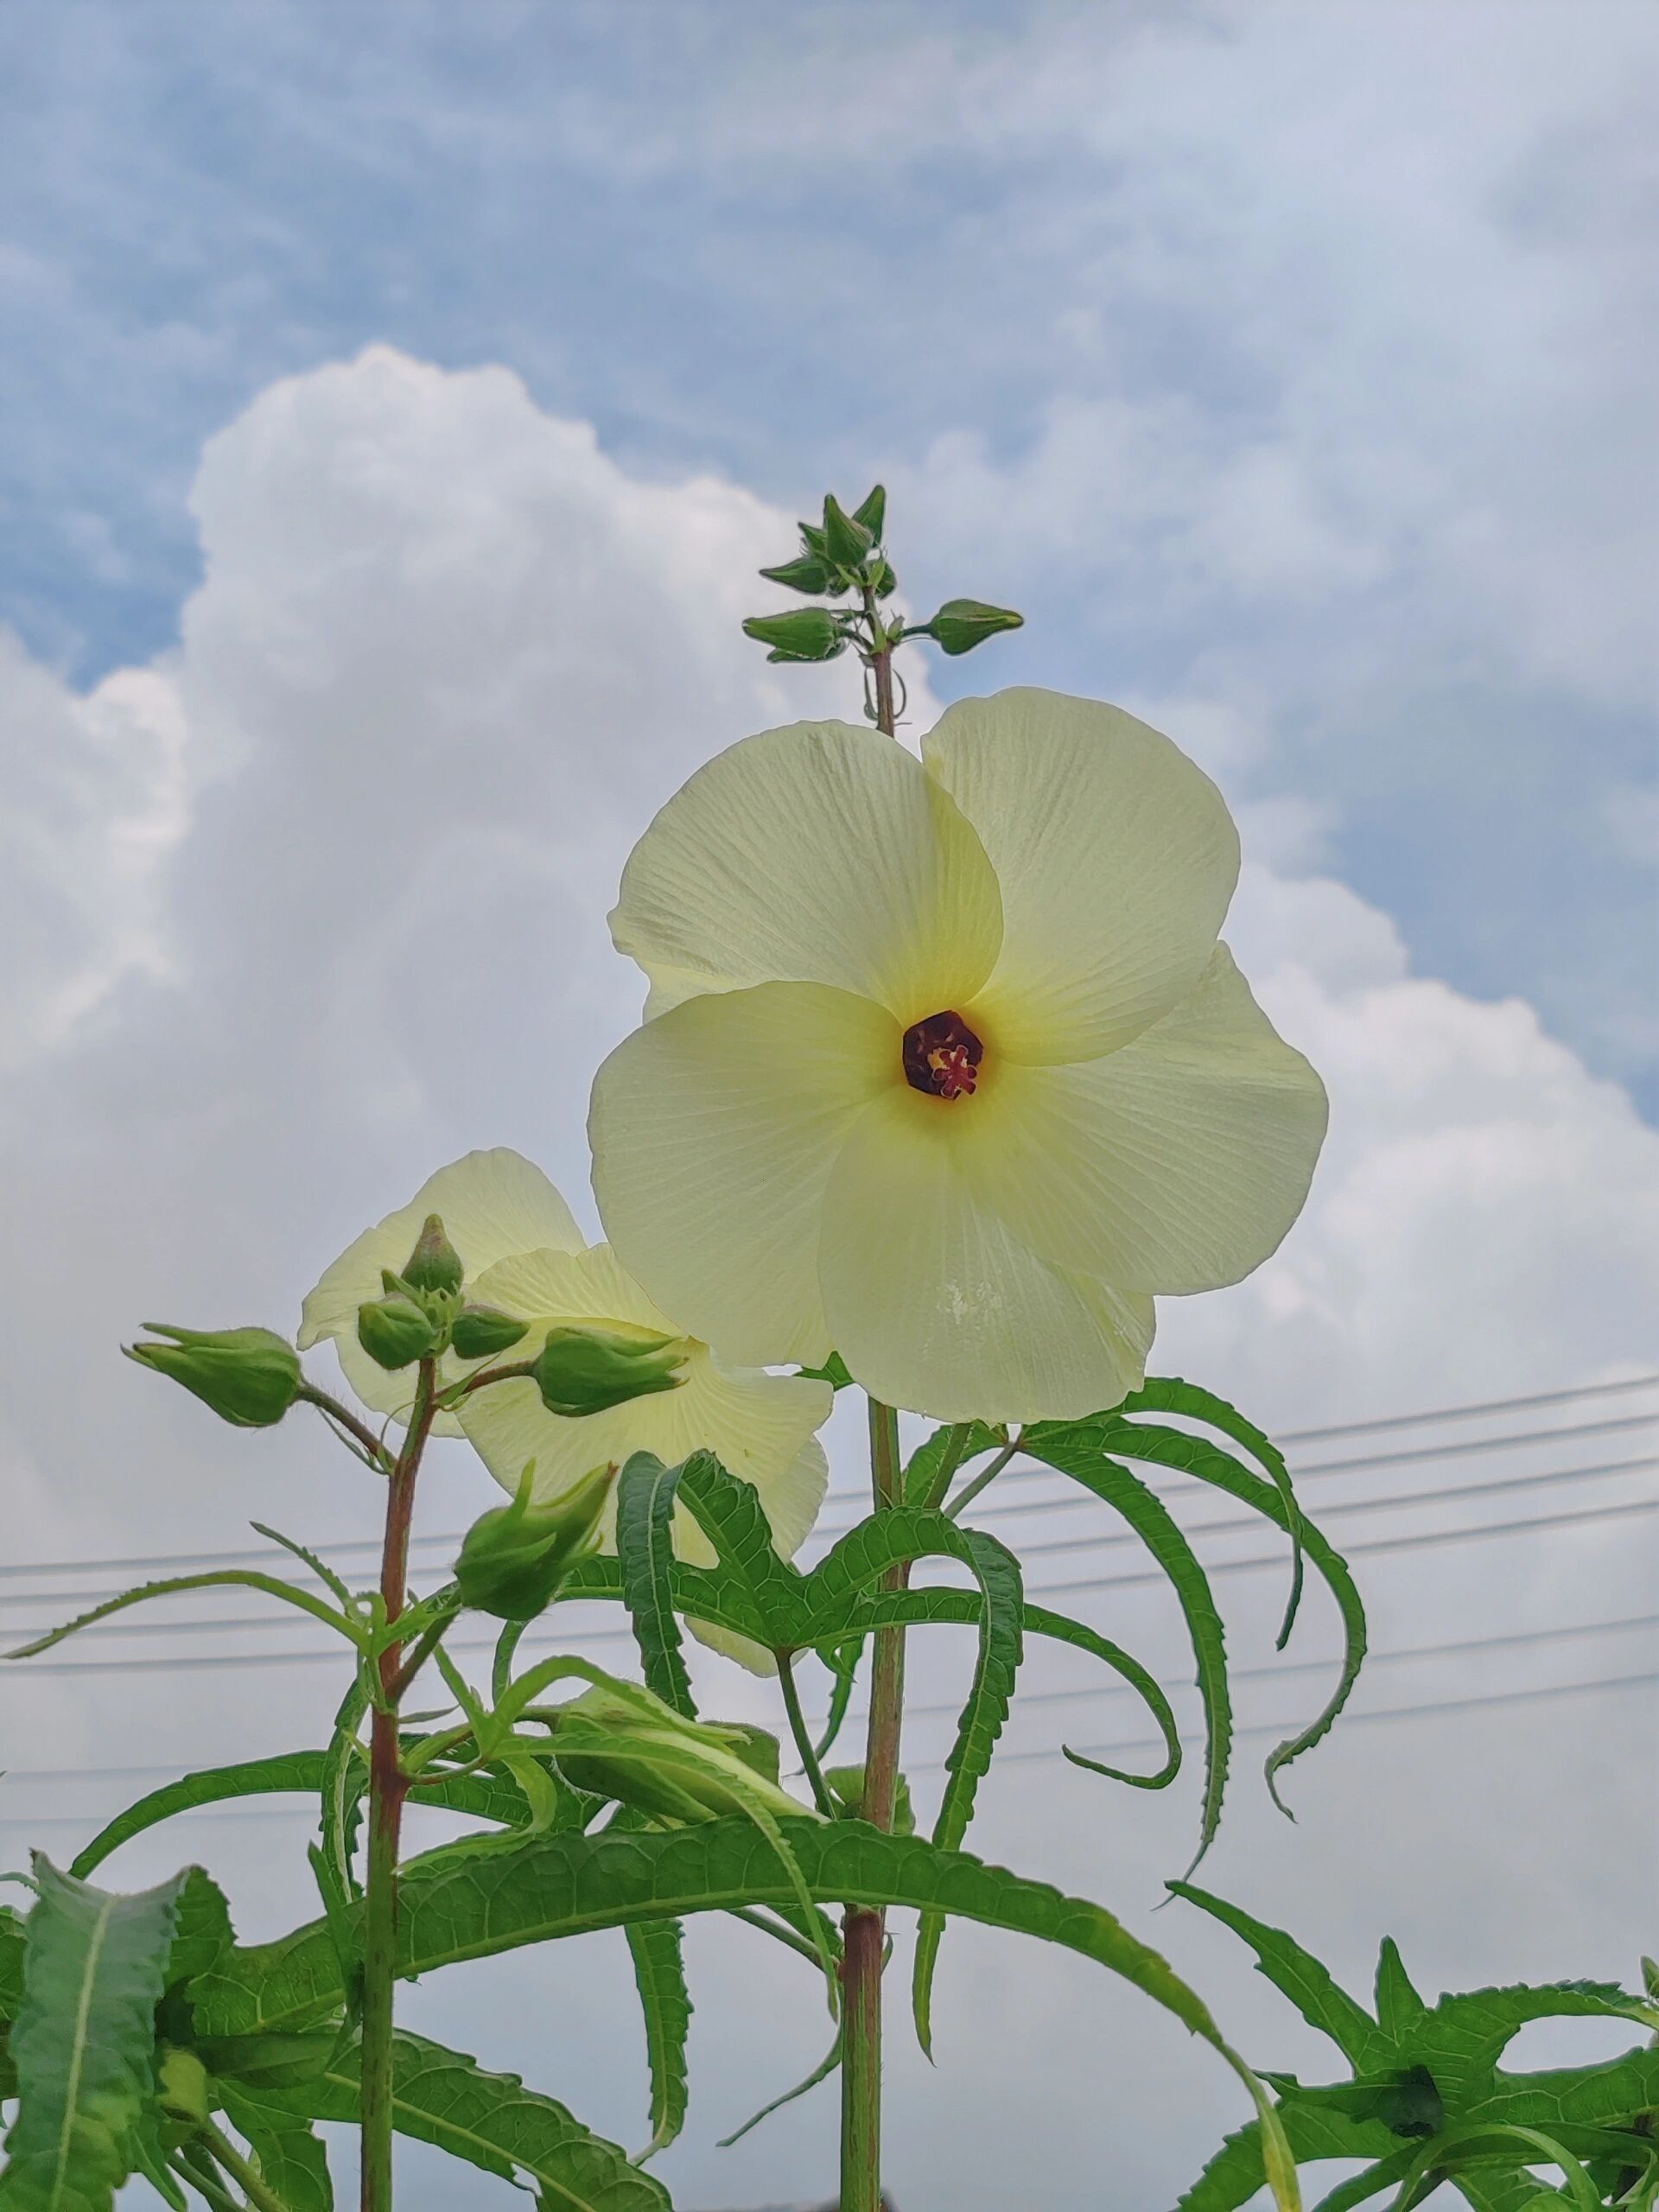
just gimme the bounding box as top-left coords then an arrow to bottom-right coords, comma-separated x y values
359,1352 -> 440,2212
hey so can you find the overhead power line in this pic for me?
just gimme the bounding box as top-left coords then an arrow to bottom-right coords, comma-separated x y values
2,1377 -> 1652,1597
3,1663 -> 1654,1829
10,1448 -> 1653,1639
8,1470 -> 1657,1680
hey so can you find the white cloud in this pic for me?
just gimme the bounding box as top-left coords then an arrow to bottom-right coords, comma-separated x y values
0,349 -> 1653,2209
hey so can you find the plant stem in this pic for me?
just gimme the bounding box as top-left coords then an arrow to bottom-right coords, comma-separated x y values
944,1433 -> 1023,1521
840,1394 -> 905,2212
778,1649 -> 836,1818
297,1382 -> 394,1472
175,2146 -> 246,2212
359,1354 -> 439,2212
197,2120 -> 298,2212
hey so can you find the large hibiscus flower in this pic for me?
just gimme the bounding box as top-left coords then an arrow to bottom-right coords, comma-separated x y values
589,690 -> 1327,1423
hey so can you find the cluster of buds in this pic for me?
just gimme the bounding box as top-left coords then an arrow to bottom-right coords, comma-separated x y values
354,1212 -> 467,1372
741,485 -> 1024,697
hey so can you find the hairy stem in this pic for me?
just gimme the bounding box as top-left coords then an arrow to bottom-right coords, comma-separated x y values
360,1354 -> 439,2212
841,1393 -> 905,2212
296,1382 -> 394,1473
778,1649 -> 836,1818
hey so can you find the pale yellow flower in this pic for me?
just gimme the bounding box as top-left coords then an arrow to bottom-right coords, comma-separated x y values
589,689 -> 1327,1423
298,1149 -> 830,1603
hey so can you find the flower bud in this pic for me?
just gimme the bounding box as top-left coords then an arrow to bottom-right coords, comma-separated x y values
758,552 -> 833,596
454,1460 -> 613,1620
824,1762 -> 916,1835
820,493 -> 874,569
399,1212 -> 464,1298
355,1295 -> 437,1372
157,2046 -> 211,2126
551,1685 -> 804,1824
741,607 -> 846,664
532,1323 -> 687,1419
449,1305 -> 531,1361
916,597 -> 1025,657
125,1325 -> 302,1429
850,483 -> 887,541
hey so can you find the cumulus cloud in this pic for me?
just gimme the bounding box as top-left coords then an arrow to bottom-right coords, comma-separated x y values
0,351 -> 1653,2209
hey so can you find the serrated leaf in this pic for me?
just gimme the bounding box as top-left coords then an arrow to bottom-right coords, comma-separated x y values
613,1452 -> 696,1715
1176,2102 -> 1395,2210
251,2030 -> 668,2211
194,1821 -> 1298,2204
1118,1379 -> 1306,1638
217,2086 -> 334,2212
676,1449 -> 808,1646
1472,2045 -> 1659,2136
1172,1883 -> 1376,2065
1372,1938 -> 1427,2043
902,1421 -> 1004,1509
1386,1978 -> 1659,2104
814,1638 -> 862,1759
1093,1415 -> 1368,1812
71,1754 -> 331,1882
1021,1430 -> 1230,1869
0,1857 -> 186,2212
624,1916 -> 690,2159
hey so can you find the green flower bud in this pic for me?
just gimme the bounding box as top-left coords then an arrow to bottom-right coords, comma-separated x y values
823,1762 -> 916,1835
916,597 -> 1025,657
454,1460 -> 613,1620
820,493 -> 874,569
355,1294 -> 437,1372
449,1304 -> 531,1361
156,2047 -> 211,2125
851,483 -> 887,540
125,1325 -> 302,1429
551,1685 -> 803,1824
399,1212 -> 464,1298
741,607 -> 846,664
758,552 -> 834,595
532,1322 -> 687,1419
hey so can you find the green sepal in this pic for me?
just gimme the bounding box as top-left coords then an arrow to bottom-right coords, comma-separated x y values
758,552 -> 833,594
851,483 -> 887,540
399,1212 -> 464,1297
820,493 -> 874,567
533,1324 -> 686,1418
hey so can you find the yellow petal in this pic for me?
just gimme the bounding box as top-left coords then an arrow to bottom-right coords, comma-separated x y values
589,981 -> 897,1367
298,1148 -> 587,1431
924,689 -> 1239,1063
818,1086 -> 1155,1422
963,945 -> 1327,1293
458,1320 -> 831,1526
610,720 -> 1002,1021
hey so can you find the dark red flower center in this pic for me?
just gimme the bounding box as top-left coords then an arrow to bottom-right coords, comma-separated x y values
902,1010 -> 984,1100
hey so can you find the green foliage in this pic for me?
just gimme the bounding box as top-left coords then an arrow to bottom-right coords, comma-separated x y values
0,1857 -> 186,2212
624,1916 -> 691,2159
216,2087 -> 335,2212
1173,1884 -> 1659,2209
613,1450 -> 701,1714
252,2031 -> 668,2211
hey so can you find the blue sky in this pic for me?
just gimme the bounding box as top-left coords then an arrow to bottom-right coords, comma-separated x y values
1,9 -> 1656,2209
3,0 -> 1656,1111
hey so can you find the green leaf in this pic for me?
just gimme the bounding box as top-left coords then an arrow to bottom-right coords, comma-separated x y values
1171,1883 -> 1376,2065
902,1420 -> 1005,1509
718,2024 -> 841,2147
624,1916 -> 690,2159
70,1754 -> 329,1881
1474,2044 -> 1659,2135
1021,1430 -> 1231,1869
741,607 -> 847,663
1372,1938 -> 1427,2043
251,2030 -> 669,2211
613,1452 -> 696,1716
4,1566 -> 359,1663
1387,1978 -> 1659,2104
195,1821 -> 1298,2206
814,1639 -> 862,1759
216,2087 -> 334,2212
1177,2102 -> 1395,2210
1094,1414 -> 1368,1812
1116,1380 -> 1306,1638
164,1867 -> 237,1999
0,1856 -> 186,2212
915,597 -> 1024,656
676,1448 -> 808,1648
